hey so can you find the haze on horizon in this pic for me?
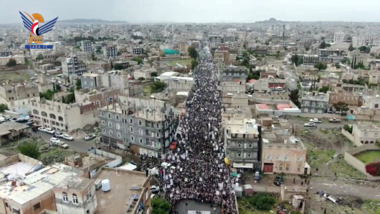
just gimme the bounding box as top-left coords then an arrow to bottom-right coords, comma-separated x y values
2,0 -> 380,24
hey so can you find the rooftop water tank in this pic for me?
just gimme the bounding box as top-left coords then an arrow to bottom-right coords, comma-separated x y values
101,179 -> 111,192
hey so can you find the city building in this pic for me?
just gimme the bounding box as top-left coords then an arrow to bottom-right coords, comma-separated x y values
30,100 -> 98,132
213,49 -> 230,64
319,49 -> 346,63
62,54 -> 87,80
103,45 -> 117,58
301,92 -> 329,113
362,95 -> 380,109
352,35 -> 366,48
80,40 -> 93,52
261,136 -> 307,175
224,119 -> 262,170
99,96 -> 178,157
303,54 -> 319,65
334,32 -> 345,44
0,83 -> 40,114
0,122 -> 30,145
132,47 -> 144,55
352,123 -> 380,145
328,89 -> 362,107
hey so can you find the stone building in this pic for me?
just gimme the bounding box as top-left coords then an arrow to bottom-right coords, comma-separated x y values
0,83 -> 40,114
99,96 -> 178,157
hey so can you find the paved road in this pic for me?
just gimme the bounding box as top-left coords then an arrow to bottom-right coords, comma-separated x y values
310,177 -> 380,200
288,117 -> 352,129
32,131 -> 98,153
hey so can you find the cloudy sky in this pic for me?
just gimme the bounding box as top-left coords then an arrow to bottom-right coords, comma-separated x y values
2,0 -> 380,24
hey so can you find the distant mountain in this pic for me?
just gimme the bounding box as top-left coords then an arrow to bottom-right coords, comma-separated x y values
59,19 -> 128,24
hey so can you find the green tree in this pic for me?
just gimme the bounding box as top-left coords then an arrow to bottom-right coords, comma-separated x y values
53,83 -> 61,92
96,47 -> 102,54
191,59 -> 198,70
138,77 -> 145,81
333,101 -> 349,111
246,193 -> 276,211
36,54 -> 44,60
65,92 -> 75,104
54,61 -> 61,66
314,62 -> 327,71
335,63 -> 341,68
151,82 -> 167,93
114,64 -> 124,70
344,124 -> 353,133
275,51 -> 280,59
188,46 -> 198,59
6,59 -> 16,67
18,142 -> 40,159
0,104 -> 9,112
91,52 -> 97,61
319,41 -> 327,49
150,72 -> 158,77
318,86 -> 329,93
289,89 -> 301,107
152,197 -> 172,214
348,43 -> 354,51
291,54 -> 301,66
75,79 -> 82,90
355,61 -> 366,70
132,58 -> 143,65
358,46 -> 371,54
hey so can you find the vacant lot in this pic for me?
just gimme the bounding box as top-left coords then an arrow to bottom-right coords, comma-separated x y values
168,59 -> 192,66
356,151 -> 380,164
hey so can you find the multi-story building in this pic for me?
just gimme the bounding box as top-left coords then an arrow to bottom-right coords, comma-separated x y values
224,119 -> 262,170
334,32 -> 345,44
30,100 -> 98,132
213,49 -> 230,64
0,50 -> 12,57
99,96 -> 177,157
103,45 -> 117,58
81,73 -> 102,90
0,83 -> 40,114
328,89 -> 362,107
133,47 -> 144,55
352,35 -> 366,48
75,88 -> 122,109
303,54 -> 319,65
262,136 -> 307,175
62,54 -> 87,80
80,40 -> 93,52
319,49 -> 346,63
362,95 -> 380,109
352,123 -> 380,145
301,92 -> 329,113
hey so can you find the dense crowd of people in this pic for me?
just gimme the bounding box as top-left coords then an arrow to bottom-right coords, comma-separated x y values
158,46 -> 238,213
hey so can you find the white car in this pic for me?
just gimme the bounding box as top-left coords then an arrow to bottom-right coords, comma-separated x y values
54,132 -> 64,138
38,127 -> 46,132
150,186 -> 160,194
60,144 -> 69,149
62,134 -> 74,141
45,128 -> 55,134
50,137 -> 61,146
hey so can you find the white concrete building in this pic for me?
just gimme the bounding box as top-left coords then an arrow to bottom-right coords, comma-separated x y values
352,123 -> 380,145
334,32 -> 345,44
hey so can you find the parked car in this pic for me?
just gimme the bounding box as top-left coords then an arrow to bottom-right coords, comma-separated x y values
150,186 -> 160,194
26,120 -> 34,126
50,137 -> 61,146
84,134 -> 96,141
309,118 -> 321,123
45,128 -> 55,134
54,132 -> 64,138
60,144 -> 69,149
254,171 -> 261,183
329,118 -> 341,123
38,127 -> 47,132
62,134 -> 73,141
274,176 -> 284,186
304,122 -> 316,127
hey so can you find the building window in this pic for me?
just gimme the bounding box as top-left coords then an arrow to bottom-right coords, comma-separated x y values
139,138 -> 143,144
138,120 -> 142,126
129,118 -> 133,124
73,194 -> 78,204
63,192 -> 68,202
267,155 -> 272,160
108,121 -> 112,128
285,156 -> 290,161
33,202 -> 41,211
298,157 -> 303,162
130,127 -> 134,133
285,164 -> 290,171
130,136 -> 135,142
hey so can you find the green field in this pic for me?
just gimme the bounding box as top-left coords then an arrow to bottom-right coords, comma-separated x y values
168,59 -> 192,66
356,151 -> 380,164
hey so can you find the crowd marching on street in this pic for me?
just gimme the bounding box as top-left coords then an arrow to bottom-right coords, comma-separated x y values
152,46 -> 239,213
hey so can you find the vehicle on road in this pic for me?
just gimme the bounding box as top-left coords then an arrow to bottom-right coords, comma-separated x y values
45,128 -> 55,134
274,176 -> 283,186
0,117 -> 5,123
50,137 -> 61,146
38,127 -> 46,132
329,118 -> 341,123
60,143 -> 69,149
150,185 -> 160,194
84,134 -> 96,141
62,134 -> 73,141
54,132 -> 64,138
304,122 -> 316,127
254,171 -> 261,183
309,118 -> 321,123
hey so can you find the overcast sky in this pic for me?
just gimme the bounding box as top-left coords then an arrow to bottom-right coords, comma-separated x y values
2,0 -> 380,24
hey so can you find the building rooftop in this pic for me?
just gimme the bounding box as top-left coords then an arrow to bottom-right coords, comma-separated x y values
95,169 -> 147,214
354,122 -> 379,130
301,92 -> 329,102
225,119 -> 259,135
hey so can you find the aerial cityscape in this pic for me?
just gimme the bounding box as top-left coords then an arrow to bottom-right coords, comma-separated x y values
0,1 -> 380,214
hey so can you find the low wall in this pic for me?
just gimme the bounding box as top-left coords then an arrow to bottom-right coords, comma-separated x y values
87,149 -> 122,168
341,129 -> 358,146
252,185 -> 281,194
344,145 -> 380,181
